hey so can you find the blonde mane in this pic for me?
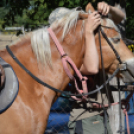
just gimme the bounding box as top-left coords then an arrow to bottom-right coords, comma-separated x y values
31,10 -> 84,67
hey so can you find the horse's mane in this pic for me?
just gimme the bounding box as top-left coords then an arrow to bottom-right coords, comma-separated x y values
31,10 -> 84,67
50,10 -> 84,40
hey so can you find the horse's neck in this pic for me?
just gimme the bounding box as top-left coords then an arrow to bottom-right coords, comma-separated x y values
0,23 -> 85,100
0,38 -> 41,92
0,38 -> 57,108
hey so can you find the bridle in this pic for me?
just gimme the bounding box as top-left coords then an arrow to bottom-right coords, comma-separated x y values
98,25 -> 124,134
6,25 -> 127,98
6,26 -> 124,97
6,23 -> 132,134
98,24 -> 134,134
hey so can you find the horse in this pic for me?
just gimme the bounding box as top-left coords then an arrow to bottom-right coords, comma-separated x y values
0,4 -> 134,134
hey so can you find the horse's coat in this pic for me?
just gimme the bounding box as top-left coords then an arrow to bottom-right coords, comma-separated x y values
0,9 -> 134,134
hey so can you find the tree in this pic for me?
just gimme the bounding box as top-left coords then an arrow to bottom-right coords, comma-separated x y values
0,0 -> 30,27
126,0 -> 134,39
0,0 -> 134,39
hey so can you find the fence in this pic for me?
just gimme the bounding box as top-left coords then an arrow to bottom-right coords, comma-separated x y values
44,86 -> 134,134
5,26 -> 25,35
45,96 -> 72,134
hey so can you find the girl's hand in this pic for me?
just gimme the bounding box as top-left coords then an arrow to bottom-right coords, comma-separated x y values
97,1 -> 110,16
85,11 -> 101,34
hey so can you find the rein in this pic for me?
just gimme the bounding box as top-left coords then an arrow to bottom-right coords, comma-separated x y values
99,26 -> 132,134
6,26 -> 121,98
5,45 -> 121,97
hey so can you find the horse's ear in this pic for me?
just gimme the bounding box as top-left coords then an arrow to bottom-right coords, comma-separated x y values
79,3 -> 95,20
85,2 -> 95,13
79,13 -> 88,20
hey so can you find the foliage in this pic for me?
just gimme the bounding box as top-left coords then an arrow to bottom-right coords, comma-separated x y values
128,44 -> 134,52
0,0 -> 134,39
126,0 -> 134,40
0,20 -> 5,30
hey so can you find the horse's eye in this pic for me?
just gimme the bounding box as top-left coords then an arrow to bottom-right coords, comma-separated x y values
112,38 -> 120,43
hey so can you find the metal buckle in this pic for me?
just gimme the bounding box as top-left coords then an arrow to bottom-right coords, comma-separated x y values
119,63 -> 127,71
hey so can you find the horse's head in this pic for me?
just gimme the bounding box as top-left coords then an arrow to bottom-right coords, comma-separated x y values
32,5 -> 134,83
80,3 -> 134,83
97,18 -> 134,83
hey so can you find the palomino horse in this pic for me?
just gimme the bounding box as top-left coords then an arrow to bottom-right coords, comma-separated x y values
0,5 -> 134,134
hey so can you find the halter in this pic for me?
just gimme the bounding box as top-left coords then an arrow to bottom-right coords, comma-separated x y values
98,25 -> 134,134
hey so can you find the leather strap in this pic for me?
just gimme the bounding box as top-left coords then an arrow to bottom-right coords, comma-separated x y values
6,44 -> 120,97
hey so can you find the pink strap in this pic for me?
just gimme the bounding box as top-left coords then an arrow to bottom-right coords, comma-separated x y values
47,28 -> 88,100
123,109 -> 130,134
92,101 -> 130,134
47,28 -> 66,56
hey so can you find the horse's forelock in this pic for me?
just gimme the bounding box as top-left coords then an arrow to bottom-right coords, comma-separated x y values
51,10 -> 85,40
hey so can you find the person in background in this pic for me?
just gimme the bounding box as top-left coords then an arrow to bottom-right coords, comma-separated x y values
68,2 -> 126,134
108,0 -> 126,38
108,0 -> 134,45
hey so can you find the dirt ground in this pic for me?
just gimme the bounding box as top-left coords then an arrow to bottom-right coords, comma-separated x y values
0,34 -> 19,50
